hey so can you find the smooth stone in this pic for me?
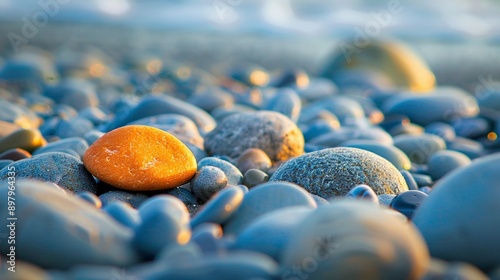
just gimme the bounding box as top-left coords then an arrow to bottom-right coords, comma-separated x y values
211,104 -> 256,122
412,153 -> 500,270
197,157 -> 243,186
264,88 -> 302,122
411,173 -> 433,188
0,180 -> 140,269
103,201 -> 141,229
419,186 -> 432,194
0,152 -> 97,193
341,140 -> 411,170
476,85 -> 500,112
422,259 -> 489,280
301,96 -> 365,126
204,111 -> 304,162
270,147 -> 408,199
401,170 -> 419,190
143,252 -> 278,280
223,182 -> 316,235
0,128 -> 46,153
269,68 -> 308,88
190,186 -> 244,229
235,184 -> 249,194
0,148 -> 31,161
103,94 -> 216,135
281,200 -> 429,280
234,207 -> 312,261
301,120 -> 339,142
389,123 -> 425,136
427,150 -> 471,180
321,40 -> 435,91
77,191 -> 102,208
78,107 -> 108,125
242,169 -> 269,188
131,114 -> 204,149
53,104 -> 78,119
44,79 -> 99,111
83,130 -> 104,145
164,187 -> 199,216
0,100 -> 41,129
393,133 -> 446,164
447,137 -> 485,159
55,148 -> 81,160
425,122 -> 456,142
191,166 -> 228,203
55,117 -> 94,139
39,117 -> 59,137
452,117 -> 490,139
293,77 -> 337,102
378,194 -> 396,207
0,159 -> 13,169
84,125 -> 197,191
236,148 -> 272,174
309,127 -> 393,147
383,87 -> 479,126
0,120 -> 21,138
0,57 -> 57,86
185,142 -> 207,163
345,185 -> 379,204
66,265 -> 134,280
298,109 -> 340,128
190,223 -> 223,254
33,137 -> 89,158
187,87 -> 234,113
390,190 -> 428,219
134,195 -> 191,258
99,191 -> 148,209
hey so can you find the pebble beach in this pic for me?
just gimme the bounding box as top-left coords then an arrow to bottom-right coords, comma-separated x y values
1,1 -> 500,279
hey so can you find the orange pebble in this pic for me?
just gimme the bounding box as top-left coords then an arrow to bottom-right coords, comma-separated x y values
83,125 -> 197,191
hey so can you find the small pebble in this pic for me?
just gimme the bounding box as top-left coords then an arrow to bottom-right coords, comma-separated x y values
427,150 -> 471,180
0,128 -> 46,153
242,169 -> 269,188
345,184 -> 379,204
390,190 -> 428,219
103,201 -> 141,229
236,148 -> 272,174
0,148 -> 31,161
393,133 -> 446,164
401,170 -> 419,190
197,157 -> 242,186
76,191 -> 102,208
191,166 -> 228,203
99,190 -> 148,209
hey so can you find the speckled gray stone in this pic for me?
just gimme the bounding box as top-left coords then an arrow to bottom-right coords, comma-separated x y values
191,166 -> 228,203
393,134 -> 446,164
0,152 -> 97,194
270,147 -> 408,199
204,111 -> 304,162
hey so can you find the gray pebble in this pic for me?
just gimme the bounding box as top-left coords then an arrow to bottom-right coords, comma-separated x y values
427,150 -> 471,180
393,133 -> 446,164
242,169 -> 269,188
191,166 -> 228,203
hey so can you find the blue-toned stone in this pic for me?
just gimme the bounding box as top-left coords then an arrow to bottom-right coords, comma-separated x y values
423,259 -> 489,280
242,169 -> 269,188
0,57 -> 58,86
311,194 -> 329,206
413,153 -> 500,270
134,195 -> 191,258
302,96 -> 365,126
53,104 -> 78,119
83,130 -> 104,146
264,88 -> 302,122
425,122 -> 456,142
390,190 -> 428,219
44,79 -> 99,111
383,87 -> 479,126
131,114 -> 204,149
187,87 -> 234,113
394,133 -> 446,164
66,265 -> 136,280
33,137 -> 89,158
77,191 -> 102,208
234,207 -> 312,261
204,111 -> 304,162
55,117 -> 94,139
282,200 -> 429,280
0,160 -> 13,169
164,187 -> 199,216
302,120 -> 339,142
104,94 -> 216,135
0,152 -> 97,193
427,150 -> 471,180
389,123 -> 425,136
190,223 -> 223,254
78,107 -> 108,125
309,127 -> 393,147
0,259 -> 49,280
294,77 -> 337,102
452,117 -> 490,139
236,148 -> 272,174
0,180 -> 140,269
211,104 -> 256,122
446,137 -> 485,159
191,166 -> 228,203
0,100 -> 41,129
103,201 -> 141,229
270,148 -> 408,199
346,185 -> 379,204
99,191 -> 148,209
411,173 -> 433,188
185,142 -> 207,163
39,117 -> 59,137
198,157 -> 242,186
419,186 -> 432,194
378,194 -> 396,206
223,182 -> 316,235
401,170 -> 419,190
341,140 -> 411,170
235,184 -> 249,194
190,186 -> 244,229
298,109 -> 340,129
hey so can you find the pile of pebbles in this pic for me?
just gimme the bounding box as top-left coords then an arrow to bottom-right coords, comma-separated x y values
1,41 -> 500,279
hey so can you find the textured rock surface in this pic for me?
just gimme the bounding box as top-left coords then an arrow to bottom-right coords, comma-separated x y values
270,147 -> 408,199
204,111 -> 304,162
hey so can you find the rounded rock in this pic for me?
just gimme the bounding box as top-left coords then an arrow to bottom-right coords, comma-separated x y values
390,190 -> 428,220
341,140 -> 411,170
270,147 -> 408,199
393,133 -> 446,164
99,191 -> 149,209
346,185 -> 379,204
236,148 -> 272,174
83,125 -> 197,191
0,148 -> 31,161
204,111 -> 304,162
191,166 -> 228,203
242,169 -> 269,188
0,128 -> 46,153
427,150 -> 471,181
